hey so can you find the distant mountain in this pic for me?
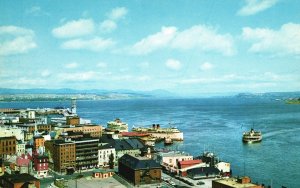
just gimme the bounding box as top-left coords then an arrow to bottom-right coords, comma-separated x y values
235,91 -> 300,100
0,88 -> 176,98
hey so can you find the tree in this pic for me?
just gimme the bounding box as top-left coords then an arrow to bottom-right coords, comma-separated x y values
109,153 -> 114,169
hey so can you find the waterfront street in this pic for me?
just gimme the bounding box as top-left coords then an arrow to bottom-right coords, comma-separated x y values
41,169 -> 215,188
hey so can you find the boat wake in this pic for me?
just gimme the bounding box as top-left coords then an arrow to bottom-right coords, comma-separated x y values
263,127 -> 300,138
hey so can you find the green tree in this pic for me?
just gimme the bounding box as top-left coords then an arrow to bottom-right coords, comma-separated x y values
109,153 -> 114,169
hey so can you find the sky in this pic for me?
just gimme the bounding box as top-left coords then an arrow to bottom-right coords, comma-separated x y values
0,0 -> 300,96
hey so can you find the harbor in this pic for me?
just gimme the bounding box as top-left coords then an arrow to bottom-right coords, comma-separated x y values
0,97 -> 296,187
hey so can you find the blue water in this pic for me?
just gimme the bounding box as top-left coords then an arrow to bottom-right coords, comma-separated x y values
1,98 -> 300,187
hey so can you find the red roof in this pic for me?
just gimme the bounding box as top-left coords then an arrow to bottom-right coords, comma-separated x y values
121,132 -> 150,137
178,159 -> 202,165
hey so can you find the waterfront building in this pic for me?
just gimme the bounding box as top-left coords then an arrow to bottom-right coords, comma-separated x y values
212,176 -> 263,188
177,159 -> 205,176
154,151 -> 193,173
98,143 -> 116,167
114,139 -> 145,161
118,154 -> 162,186
0,136 -> 16,157
52,140 -> 76,174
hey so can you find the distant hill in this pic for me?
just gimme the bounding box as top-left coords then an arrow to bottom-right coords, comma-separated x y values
0,88 -> 176,98
235,91 -> 300,100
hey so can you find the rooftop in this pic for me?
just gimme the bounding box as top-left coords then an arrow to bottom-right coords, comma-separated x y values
2,173 -> 39,183
158,151 -> 192,157
119,154 -> 161,170
213,177 -> 262,188
178,159 -> 202,165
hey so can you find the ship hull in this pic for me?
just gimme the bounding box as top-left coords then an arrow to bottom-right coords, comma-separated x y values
149,132 -> 183,141
242,138 -> 262,143
132,129 -> 184,141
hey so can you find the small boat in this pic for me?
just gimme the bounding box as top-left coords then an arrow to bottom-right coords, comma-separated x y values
243,128 -> 262,143
164,137 -> 173,145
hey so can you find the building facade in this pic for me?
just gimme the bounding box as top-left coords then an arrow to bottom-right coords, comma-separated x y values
212,177 -> 263,188
59,124 -> 103,138
74,137 -> 99,170
0,136 -> 16,157
52,140 -> 76,174
118,154 -> 162,186
34,155 -> 49,178
98,143 -> 116,167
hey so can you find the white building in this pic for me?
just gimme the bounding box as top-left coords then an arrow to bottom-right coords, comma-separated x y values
16,142 -> 26,156
98,143 -> 116,167
154,151 -> 193,173
0,127 -> 24,141
215,161 -> 231,173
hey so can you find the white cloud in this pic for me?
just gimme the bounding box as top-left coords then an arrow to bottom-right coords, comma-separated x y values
0,26 -> 36,56
52,19 -> 95,38
58,71 -> 97,81
108,7 -> 128,20
200,62 -> 214,71
238,0 -> 278,16
166,59 -> 182,70
0,26 -> 34,36
96,62 -> 107,68
100,20 -> 117,33
65,62 -> 79,69
25,6 -> 50,16
178,72 -> 289,85
171,25 -> 235,56
61,37 -> 115,51
129,25 -> 235,56
131,26 -> 177,55
41,70 -> 51,77
242,23 -> 300,55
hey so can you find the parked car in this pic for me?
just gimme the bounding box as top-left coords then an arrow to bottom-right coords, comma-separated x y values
197,181 -> 205,185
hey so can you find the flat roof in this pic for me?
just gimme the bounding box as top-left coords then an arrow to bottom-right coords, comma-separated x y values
158,151 -> 192,157
3,173 -> 39,183
213,178 -> 261,188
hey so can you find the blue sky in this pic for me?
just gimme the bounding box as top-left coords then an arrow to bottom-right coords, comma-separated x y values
0,0 -> 299,95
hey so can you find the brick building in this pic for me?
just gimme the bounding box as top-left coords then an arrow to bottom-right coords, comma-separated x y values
33,136 -> 45,152
0,173 -> 40,188
118,154 -> 162,186
0,136 -> 16,157
212,177 -> 263,188
52,140 -> 76,174
33,155 -> 49,178
58,124 -> 103,138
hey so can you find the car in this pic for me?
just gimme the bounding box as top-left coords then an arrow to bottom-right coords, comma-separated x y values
197,181 -> 205,185
169,181 -> 176,186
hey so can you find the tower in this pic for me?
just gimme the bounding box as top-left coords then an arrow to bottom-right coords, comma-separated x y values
71,98 -> 77,115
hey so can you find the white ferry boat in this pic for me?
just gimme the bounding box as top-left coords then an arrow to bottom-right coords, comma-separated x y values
107,118 -> 128,133
132,124 -> 183,141
242,128 -> 262,143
